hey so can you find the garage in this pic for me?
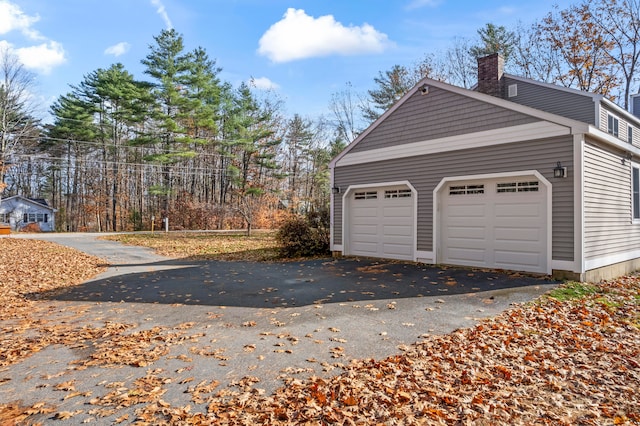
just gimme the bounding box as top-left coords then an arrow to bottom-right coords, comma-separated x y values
346,184 -> 415,261
439,177 -> 549,274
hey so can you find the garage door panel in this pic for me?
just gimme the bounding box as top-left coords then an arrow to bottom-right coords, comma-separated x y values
383,224 -> 412,236
383,207 -> 412,219
494,227 -> 542,242
383,243 -> 413,256
384,235 -> 413,246
351,224 -> 378,235
351,242 -> 379,255
447,204 -> 486,217
447,226 -> 486,239
495,250 -> 541,268
447,247 -> 487,263
352,206 -> 378,218
440,178 -> 547,274
348,185 -> 414,261
495,202 -> 542,218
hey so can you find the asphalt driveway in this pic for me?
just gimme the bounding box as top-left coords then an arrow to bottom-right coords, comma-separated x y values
3,233 -> 559,423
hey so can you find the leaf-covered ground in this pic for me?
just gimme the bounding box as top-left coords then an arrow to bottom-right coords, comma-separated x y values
0,237 -> 639,424
101,231 -> 280,261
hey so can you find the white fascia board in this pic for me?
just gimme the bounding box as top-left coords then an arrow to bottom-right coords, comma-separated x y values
587,126 -> 640,157
337,121 -> 570,167
601,97 -> 640,128
585,249 -> 640,271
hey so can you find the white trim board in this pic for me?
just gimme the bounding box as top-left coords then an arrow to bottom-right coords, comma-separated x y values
415,250 -> 434,264
337,122 -> 570,167
585,249 -> 640,271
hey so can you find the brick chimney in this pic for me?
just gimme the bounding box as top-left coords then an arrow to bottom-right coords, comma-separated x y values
477,53 -> 504,97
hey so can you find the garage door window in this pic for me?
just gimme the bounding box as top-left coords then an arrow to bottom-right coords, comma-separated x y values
449,184 -> 484,195
385,189 -> 412,198
354,191 -> 377,200
497,181 -> 539,193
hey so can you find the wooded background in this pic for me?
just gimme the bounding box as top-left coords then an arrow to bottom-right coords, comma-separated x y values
1,0 -> 638,232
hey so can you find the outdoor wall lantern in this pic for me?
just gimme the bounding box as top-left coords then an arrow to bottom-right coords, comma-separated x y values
554,161 -> 567,178
332,186 -> 341,194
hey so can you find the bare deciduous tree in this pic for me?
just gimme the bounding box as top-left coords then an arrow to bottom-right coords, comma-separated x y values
0,47 -> 40,204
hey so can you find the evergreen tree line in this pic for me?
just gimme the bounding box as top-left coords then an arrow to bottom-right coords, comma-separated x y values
3,29 -> 345,232
1,0 -> 639,232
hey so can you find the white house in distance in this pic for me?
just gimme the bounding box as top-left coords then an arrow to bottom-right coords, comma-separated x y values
0,195 -> 56,232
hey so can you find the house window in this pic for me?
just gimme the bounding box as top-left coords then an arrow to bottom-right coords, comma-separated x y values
629,126 -> 634,144
0,213 -> 8,223
633,167 -> 640,220
608,114 -> 619,137
23,213 -> 47,223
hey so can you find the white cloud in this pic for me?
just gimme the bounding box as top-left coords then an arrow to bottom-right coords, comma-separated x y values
0,0 -> 44,40
249,77 -> 280,90
104,42 -> 131,57
405,0 -> 441,10
150,0 -> 173,29
0,1 -> 66,74
14,41 -> 66,74
257,8 -> 392,63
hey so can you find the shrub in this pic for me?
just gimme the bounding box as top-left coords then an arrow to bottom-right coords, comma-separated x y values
277,209 -> 330,257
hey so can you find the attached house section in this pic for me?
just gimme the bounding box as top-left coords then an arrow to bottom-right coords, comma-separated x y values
331,54 -> 640,280
332,134 -> 574,276
582,139 -> 640,279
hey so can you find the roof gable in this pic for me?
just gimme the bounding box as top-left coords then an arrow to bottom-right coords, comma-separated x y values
1,195 -> 55,211
331,78 -> 586,168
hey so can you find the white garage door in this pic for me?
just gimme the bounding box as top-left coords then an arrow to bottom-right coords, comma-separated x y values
348,186 -> 414,260
440,178 -> 548,273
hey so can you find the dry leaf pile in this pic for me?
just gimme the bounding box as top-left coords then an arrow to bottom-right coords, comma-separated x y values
116,277 -> 639,425
0,238 -> 107,366
1,237 -> 639,424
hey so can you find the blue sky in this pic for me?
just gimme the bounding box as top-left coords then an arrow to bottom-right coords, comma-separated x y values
1,0 -> 575,122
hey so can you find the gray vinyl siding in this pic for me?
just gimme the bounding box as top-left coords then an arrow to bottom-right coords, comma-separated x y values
349,86 -> 539,153
503,77 -> 596,124
583,140 -> 640,261
334,135 -> 575,261
599,104 -> 639,147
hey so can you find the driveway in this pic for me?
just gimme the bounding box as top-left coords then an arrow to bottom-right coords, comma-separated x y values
2,233 -> 559,423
